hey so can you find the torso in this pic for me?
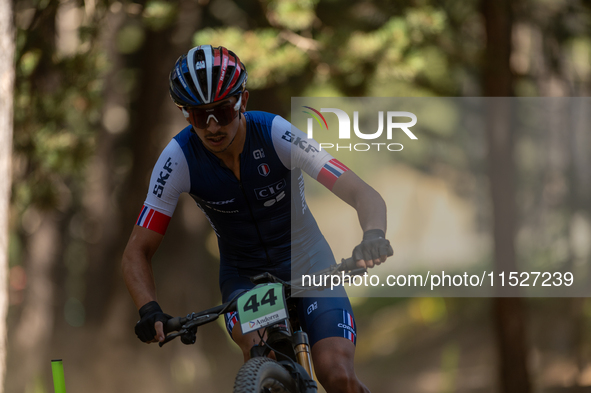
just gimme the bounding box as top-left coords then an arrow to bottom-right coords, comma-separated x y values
173,111 -> 320,270
140,111 -> 342,287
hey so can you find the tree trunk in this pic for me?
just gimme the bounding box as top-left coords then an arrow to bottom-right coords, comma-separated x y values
0,0 -> 14,391
6,2 -> 67,392
7,212 -> 62,393
83,0 -> 192,324
482,1 -> 531,392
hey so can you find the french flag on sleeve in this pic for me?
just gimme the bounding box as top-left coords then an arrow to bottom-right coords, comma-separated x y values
343,310 -> 356,344
227,311 -> 239,334
317,159 -> 349,191
136,205 -> 172,235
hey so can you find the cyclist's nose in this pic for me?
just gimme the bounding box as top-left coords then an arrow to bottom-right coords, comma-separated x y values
205,116 -> 221,131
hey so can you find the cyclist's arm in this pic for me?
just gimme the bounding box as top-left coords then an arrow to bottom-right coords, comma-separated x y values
122,137 -> 190,341
122,226 -> 164,309
330,170 -> 392,268
122,226 -> 168,342
270,116 -> 391,267
123,138 -> 189,308
269,115 -> 385,231
331,170 -> 386,234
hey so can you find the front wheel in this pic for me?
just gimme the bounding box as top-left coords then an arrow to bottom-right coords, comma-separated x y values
233,357 -> 299,393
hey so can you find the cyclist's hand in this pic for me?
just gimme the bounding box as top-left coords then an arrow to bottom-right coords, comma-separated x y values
135,301 -> 172,343
352,229 -> 393,269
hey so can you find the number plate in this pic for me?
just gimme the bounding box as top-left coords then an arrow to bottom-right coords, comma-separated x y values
237,283 -> 287,334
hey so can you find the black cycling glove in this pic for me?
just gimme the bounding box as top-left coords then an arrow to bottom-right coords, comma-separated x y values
352,229 -> 394,263
135,301 -> 172,343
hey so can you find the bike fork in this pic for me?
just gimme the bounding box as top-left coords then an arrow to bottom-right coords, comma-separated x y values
293,331 -> 315,381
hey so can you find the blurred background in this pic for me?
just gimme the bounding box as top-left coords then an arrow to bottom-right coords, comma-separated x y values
3,0 -> 591,392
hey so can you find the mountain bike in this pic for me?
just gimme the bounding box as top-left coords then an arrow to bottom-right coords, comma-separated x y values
160,257 -> 365,393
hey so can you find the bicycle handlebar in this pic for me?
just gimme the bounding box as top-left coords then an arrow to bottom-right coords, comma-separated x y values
340,257 -> 360,272
164,317 -> 183,333
160,256 -> 366,346
162,302 -> 237,335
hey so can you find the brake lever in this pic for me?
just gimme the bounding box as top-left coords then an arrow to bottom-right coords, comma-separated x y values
159,315 -> 212,347
159,331 -> 183,347
349,267 -> 367,276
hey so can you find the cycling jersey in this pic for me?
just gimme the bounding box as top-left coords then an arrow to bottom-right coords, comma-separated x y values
137,111 -> 349,280
137,110 -> 356,345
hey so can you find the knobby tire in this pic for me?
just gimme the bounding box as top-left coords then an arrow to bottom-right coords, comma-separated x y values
233,357 -> 299,393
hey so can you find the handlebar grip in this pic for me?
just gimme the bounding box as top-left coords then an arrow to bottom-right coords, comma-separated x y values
164,317 -> 183,334
341,257 -> 359,272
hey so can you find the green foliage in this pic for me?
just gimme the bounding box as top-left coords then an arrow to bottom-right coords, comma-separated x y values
265,0 -> 319,30
12,1 -> 108,215
116,23 -> 145,54
194,1 -> 462,98
143,0 -> 177,31
194,28 -> 309,89
9,1 -> 591,392
18,49 -> 42,77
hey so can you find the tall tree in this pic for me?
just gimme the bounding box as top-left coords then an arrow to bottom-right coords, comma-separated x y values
0,0 -> 14,390
482,0 -> 531,392
8,0 -> 107,389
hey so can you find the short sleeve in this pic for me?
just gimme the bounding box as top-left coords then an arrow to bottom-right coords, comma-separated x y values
136,139 -> 191,234
270,115 -> 349,190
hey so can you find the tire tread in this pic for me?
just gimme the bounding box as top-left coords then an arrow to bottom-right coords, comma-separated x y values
233,357 -> 298,393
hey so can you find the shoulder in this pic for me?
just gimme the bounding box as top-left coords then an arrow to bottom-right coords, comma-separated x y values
246,111 -> 288,132
152,128 -> 194,180
246,111 -> 290,146
246,111 -> 292,138
172,125 -> 195,148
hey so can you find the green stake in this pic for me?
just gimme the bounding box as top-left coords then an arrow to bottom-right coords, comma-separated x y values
51,359 -> 66,393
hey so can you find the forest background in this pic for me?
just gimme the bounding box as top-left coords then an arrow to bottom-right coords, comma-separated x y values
2,0 -> 591,392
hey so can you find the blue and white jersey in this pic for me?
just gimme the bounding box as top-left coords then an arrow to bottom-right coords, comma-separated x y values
137,111 -> 349,273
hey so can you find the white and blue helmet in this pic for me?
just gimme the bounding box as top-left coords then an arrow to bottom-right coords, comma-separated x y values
169,45 -> 248,107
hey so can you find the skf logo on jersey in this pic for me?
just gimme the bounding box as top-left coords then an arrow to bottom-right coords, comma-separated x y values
281,131 -> 320,154
153,157 -> 174,198
253,149 -> 265,160
307,301 -> 318,315
303,106 -> 417,152
258,163 -> 270,177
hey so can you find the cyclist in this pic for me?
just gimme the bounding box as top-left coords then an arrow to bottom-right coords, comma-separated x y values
122,45 -> 393,393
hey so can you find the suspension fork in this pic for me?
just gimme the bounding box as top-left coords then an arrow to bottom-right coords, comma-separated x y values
293,331 -> 315,381
252,324 -> 316,381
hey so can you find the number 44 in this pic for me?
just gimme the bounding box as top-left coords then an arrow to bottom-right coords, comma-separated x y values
243,288 -> 278,313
